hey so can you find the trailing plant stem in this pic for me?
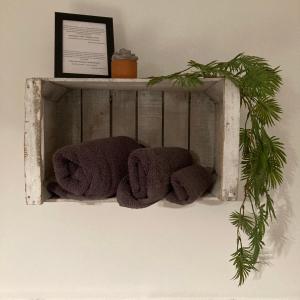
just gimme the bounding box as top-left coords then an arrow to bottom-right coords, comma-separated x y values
148,53 -> 286,285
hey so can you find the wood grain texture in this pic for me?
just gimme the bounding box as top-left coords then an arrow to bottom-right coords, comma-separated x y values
137,90 -> 162,147
211,99 -> 224,199
24,79 -> 43,204
190,92 -> 215,168
205,79 -> 224,103
164,91 -> 189,148
45,77 -> 221,91
43,89 -> 81,182
111,90 -> 136,139
42,80 -> 68,102
82,89 -> 110,141
44,194 -> 218,204
220,79 -> 240,201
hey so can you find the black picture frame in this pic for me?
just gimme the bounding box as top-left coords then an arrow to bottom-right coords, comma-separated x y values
55,12 -> 114,78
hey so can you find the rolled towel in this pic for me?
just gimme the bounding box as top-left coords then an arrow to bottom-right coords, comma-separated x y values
48,136 -> 143,199
116,176 -> 154,208
117,147 -> 193,208
166,164 -> 215,205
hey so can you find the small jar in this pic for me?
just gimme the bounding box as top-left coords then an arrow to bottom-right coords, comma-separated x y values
111,48 -> 138,78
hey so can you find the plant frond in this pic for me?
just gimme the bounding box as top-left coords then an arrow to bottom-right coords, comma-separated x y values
149,54 -> 285,286
230,211 -> 254,236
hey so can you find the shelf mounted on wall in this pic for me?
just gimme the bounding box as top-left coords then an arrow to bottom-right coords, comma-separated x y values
24,78 -> 240,205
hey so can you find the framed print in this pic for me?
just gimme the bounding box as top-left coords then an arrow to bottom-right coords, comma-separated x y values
55,12 -> 114,78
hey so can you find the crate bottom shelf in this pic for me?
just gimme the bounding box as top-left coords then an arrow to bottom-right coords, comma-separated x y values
44,194 -> 219,205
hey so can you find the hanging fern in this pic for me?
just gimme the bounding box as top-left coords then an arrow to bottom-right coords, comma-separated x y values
148,53 -> 286,285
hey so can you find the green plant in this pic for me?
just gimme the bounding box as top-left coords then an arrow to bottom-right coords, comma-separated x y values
148,53 -> 286,285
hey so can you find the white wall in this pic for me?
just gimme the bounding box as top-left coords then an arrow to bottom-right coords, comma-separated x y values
0,0 -> 300,298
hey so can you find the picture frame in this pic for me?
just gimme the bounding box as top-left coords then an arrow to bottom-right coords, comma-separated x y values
55,12 -> 114,78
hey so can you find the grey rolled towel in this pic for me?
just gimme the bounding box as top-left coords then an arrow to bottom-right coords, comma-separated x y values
117,147 -> 193,208
166,164 -> 215,205
48,136 -> 143,199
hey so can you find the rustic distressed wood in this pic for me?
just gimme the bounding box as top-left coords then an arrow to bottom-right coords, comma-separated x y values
47,78 -> 221,91
205,79 -> 224,103
219,79 -> 240,201
24,79 -> 43,204
211,97 -> 223,198
111,90 -> 136,139
46,193 -> 219,204
82,89 -> 110,141
137,90 -> 163,147
164,91 -> 189,148
43,89 -> 81,182
190,92 -> 215,167
24,78 -> 240,204
42,80 -> 69,102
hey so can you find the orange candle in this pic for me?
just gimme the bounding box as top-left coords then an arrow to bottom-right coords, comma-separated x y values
111,48 -> 138,78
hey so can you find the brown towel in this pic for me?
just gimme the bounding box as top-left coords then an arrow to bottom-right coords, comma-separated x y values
48,136 -> 143,199
117,147 -> 193,208
166,164 -> 215,205
116,176 -> 155,208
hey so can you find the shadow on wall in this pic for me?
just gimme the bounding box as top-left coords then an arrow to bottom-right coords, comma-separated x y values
254,85 -> 297,279
267,84 -> 298,257
267,139 -> 295,255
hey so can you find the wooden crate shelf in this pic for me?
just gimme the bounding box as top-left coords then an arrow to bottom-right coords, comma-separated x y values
24,78 -> 240,205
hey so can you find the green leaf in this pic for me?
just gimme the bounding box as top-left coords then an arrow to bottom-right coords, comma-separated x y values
230,247 -> 256,286
266,193 -> 276,220
230,211 -> 254,236
253,97 -> 282,126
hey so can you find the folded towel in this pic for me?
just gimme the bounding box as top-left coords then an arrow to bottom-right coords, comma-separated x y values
48,136 -> 143,199
117,147 -> 193,208
166,164 -> 215,205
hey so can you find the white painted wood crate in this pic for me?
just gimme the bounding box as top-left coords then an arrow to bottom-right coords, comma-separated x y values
24,78 -> 240,205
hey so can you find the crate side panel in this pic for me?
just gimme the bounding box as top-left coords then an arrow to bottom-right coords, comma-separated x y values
82,89 -> 110,141
137,90 -> 163,147
190,92 -> 215,168
164,91 -> 189,148
211,100 -> 224,199
24,79 -> 43,204
220,79 -> 240,200
111,90 -> 136,139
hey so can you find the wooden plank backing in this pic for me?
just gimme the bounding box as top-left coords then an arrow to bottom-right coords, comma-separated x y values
111,90 -> 136,139
82,89 -> 110,141
24,79 -> 43,204
43,89 -> 81,181
190,92 -> 215,168
164,91 -> 189,148
137,90 -> 163,147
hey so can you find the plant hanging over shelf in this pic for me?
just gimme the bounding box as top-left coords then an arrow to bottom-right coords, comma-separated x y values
148,53 -> 286,285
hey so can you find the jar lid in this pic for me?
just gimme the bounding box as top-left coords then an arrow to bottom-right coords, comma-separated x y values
112,48 -> 138,61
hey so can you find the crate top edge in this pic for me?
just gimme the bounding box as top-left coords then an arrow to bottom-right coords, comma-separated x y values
26,77 -> 224,92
